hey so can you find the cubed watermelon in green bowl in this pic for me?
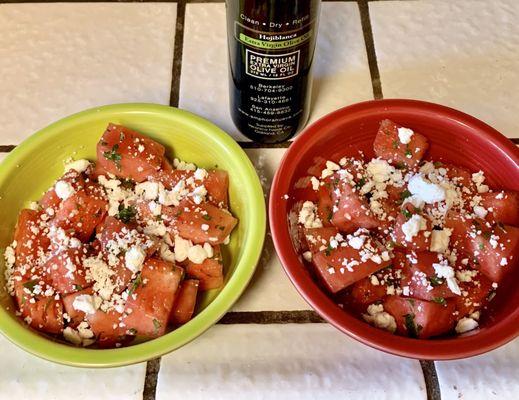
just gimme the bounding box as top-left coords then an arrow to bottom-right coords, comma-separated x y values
269,99 -> 519,360
0,103 -> 266,367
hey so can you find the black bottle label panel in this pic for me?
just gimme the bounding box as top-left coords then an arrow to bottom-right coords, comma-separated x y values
227,0 -> 320,143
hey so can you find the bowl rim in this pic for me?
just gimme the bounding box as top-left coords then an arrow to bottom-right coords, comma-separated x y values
0,103 -> 266,368
269,98 -> 519,360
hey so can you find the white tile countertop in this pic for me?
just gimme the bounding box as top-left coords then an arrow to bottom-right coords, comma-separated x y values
0,1 -> 518,399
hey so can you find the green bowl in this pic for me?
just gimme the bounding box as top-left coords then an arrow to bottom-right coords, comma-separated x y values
0,103 -> 266,367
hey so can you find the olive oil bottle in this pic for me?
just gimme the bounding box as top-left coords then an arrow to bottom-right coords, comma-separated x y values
226,0 -> 321,143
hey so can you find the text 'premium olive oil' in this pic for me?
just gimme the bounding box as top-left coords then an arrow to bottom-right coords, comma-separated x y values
226,0 -> 321,143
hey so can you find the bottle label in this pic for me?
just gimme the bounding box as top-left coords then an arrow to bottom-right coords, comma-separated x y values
227,2 -> 320,142
236,22 -> 313,50
245,49 -> 300,80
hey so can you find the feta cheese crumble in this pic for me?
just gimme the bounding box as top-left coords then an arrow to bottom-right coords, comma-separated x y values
473,205 -> 488,219
125,246 -> 146,273
366,158 -> 395,183
174,236 -> 190,262
55,180 -> 75,200
298,201 -> 322,228
401,214 -> 427,242
72,294 -> 98,315
135,181 -> 160,201
302,251 -> 312,262
362,304 -> 397,333
430,228 -> 452,253
408,174 -> 446,204
159,242 -> 176,263
397,127 -> 414,144
321,161 -> 340,179
64,159 -> 90,174
455,317 -> 479,334
433,262 -> 461,295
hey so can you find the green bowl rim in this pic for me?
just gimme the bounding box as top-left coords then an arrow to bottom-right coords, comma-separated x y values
0,103 -> 266,368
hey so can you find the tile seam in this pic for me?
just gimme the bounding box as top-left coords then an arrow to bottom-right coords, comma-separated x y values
169,0 -> 187,107
218,310 -> 326,324
357,0 -> 383,99
420,360 -> 442,400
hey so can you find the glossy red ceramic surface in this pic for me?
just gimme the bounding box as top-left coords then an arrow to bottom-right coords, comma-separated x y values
269,99 -> 519,360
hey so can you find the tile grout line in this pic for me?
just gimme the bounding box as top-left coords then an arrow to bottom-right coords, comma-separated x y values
238,141 -> 292,149
420,360 -> 442,400
0,145 -> 16,152
218,310 -> 326,324
142,358 -> 161,400
169,0 -> 187,107
357,0 -> 383,100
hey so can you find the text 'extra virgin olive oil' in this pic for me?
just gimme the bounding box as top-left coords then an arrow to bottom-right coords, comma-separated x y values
226,0 -> 321,143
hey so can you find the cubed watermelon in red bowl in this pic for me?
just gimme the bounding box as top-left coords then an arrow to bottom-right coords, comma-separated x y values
269,99 -> 519,360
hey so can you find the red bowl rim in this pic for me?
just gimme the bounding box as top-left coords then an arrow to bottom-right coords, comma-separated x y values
269,98 -> 519,360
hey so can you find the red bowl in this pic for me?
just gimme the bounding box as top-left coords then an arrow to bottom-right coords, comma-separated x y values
269,99 -> 519,360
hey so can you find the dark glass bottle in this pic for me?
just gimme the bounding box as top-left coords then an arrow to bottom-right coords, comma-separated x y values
226,0 -> 321,143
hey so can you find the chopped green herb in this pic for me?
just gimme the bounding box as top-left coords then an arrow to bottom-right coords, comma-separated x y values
73,284 -> 83,291
44,298 -> 53,312
103,144 -> 122,170
392,140 -> 399,149
327,209 -> 333,222
23,280 -> 38,292
404,313 -> 419,338
482,231 -> 492,240
202,214 -> 212,221
120,178 -> 134,189
386,240 -> 396,249
355,177 -> 366,190
429,276 -> 445,287
175,210 -> 183,217
433,161 -> 443,167
402,209 -> 412,220
400,189 -> 412,201
153,318 -> 161,333
478,242 -> 485,250
395,162 -> 406,170
405,149 -> 412,157
432,297 -> 447,306
325,244 -> 333,256
332,178 -> 340,188
217,225 -> 225,231
128,274 -> 142,296
117,205 -> 137,224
